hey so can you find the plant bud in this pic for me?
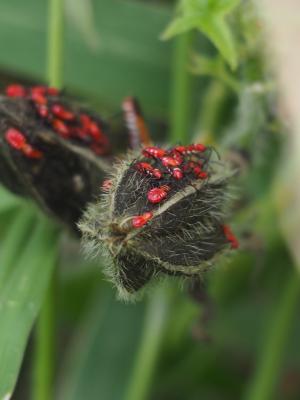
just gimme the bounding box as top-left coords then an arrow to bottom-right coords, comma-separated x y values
79,144 -> 238,299
0,84 -> 113,231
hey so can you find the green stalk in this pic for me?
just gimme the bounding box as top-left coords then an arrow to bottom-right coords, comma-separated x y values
32,1 -> 64,399
47,0 -> 64,88
124,287 -> 170,400
245,270 -> 300,400
32,272 -> 58,400
194,80 -> 228,145
169,31 -> 194,144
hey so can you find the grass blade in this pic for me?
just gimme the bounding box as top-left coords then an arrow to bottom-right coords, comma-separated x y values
0,216 -> 59,400
0,206 -> 35,291
0,187 -> 21,215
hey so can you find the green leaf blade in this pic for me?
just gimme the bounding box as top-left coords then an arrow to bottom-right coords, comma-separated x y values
0,187 -> 21,215
199,15 -> 238,70
0,207 -> 35,292
0,217 -> 59,399
162,0 -> 240,69
57,288 -> 146,400
161,16 -> 203,40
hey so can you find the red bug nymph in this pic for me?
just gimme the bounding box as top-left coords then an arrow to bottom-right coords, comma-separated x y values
147,185 -> 170,204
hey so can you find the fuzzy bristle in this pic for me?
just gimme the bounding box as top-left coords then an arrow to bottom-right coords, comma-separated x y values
79,144 -> 238,299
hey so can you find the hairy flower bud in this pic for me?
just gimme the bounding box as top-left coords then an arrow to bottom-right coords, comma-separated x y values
0,84 -> 113,231
79,144 -> 238,299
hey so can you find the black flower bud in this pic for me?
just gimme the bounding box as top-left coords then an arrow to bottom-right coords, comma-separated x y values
0,84 -> 114,231
79,143 -> 238,299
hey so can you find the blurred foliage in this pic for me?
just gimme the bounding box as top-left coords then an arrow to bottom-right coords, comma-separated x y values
0,195 -> 59,399
0,0 -> 172,118
162,0 -> 240,69
0,1 -> 299,400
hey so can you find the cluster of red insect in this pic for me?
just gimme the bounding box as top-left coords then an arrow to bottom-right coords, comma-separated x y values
5,84 -> 110,156
129,144 -> 239,250
131,144 -> 209,228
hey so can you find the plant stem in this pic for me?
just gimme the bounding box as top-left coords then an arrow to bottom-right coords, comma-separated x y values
32,272 -> 57,400
169,31 -> 194,144
194,80 -> 228,145
245,270 -> 300,400
47,0 -> 64,87
32,1 -> 64,399
124,287 -> 170,400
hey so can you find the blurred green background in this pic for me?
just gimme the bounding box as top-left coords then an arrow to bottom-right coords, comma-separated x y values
0,1 -> 300,400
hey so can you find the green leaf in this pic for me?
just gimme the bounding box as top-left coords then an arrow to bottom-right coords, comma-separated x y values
207,0 -> 240,14
198,15 -> 238,69
0,207 -> 35,291
0,216 -> 59,400
65,0 -> 100,50
161,16 -> 204,39
57,287 -> 146,400
162,0 -> 240,69
0,187 -> 21,215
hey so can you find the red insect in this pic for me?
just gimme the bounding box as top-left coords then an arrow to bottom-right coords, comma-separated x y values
198,171 -> 208,179
52,119 -> 70,138
173,145 -> 186,154
22,144 -> 43,159
172,167 -> 183,180
29,85 -> 58,97
132,211 -> 153,228
193,166 -> 202,176
222,225 -> 239,249
173,143 -> 206,154
88,121 -> 102,140
31,86 -> 47,95
36,105 -> 49,118
143,146 -> 166,159
6,84 -> 26,98
101,179 -> 112,192
192,165 -> 207,179
51,104 -> 75,121
172,153 -> 183,163
46,87 -> 59,96
80,114 -> 92,128
161,156 -> 181,167
5,128 -> 43,159
136,162 -> 162,179
192,143 -> 206,152
30,91 -> 47,106
5,128 -> 26,149
147,185 -> 170,204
